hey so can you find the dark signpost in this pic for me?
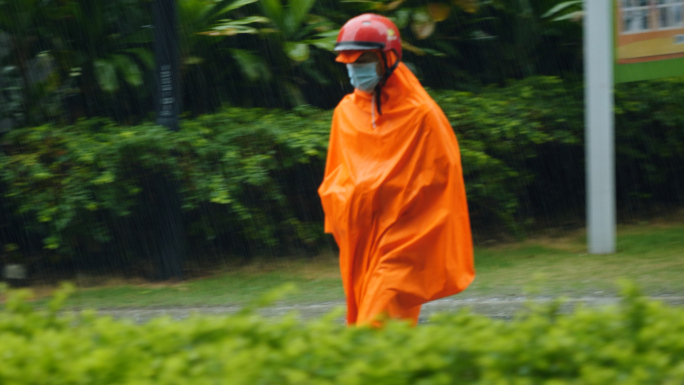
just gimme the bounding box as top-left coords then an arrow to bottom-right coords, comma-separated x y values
154,0 -> 180,131
152,0 -> 184,279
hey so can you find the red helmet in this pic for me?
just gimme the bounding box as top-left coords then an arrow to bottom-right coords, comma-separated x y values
335,14 -> 402,62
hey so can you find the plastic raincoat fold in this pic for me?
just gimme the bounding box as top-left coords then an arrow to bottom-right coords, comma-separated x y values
318,63 -> 475,326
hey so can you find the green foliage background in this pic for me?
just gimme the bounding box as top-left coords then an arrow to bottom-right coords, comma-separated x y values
0,108 -> 330,263
2,76 -> 684,263
0,0 -> 583,125
0,0 -> 682,266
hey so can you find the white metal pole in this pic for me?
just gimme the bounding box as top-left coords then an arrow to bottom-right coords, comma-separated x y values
584,0 -> 616,254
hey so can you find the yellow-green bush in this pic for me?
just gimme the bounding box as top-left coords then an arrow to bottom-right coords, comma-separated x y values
1,283 -> 684,384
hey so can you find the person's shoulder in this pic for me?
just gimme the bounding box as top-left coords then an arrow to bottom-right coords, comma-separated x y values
333,94 -> 355,115
418,97 -> 441,115
336,93 -> 355,108
408,93 -> 445,121
411,95 -> 454,136
330,94 -> 358,125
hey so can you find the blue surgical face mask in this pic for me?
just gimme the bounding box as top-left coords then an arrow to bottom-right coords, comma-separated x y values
346,62 -> 381,93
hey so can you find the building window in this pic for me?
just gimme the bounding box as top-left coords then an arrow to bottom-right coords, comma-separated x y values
622,0 -> 684,33
656,0 -> 684,29
623,0 -> 651,32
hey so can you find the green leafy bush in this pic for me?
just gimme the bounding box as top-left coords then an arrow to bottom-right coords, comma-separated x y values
2,283 -> 684,384
0,108 -> 331,260
436,76 -> 684,230
614,80 -> 684,208
2,76 -> 683,263
433,76 -> 584,231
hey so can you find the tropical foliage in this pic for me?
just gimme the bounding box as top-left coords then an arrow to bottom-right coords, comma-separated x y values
1,0 -> 679,267
0,0 -> 585,128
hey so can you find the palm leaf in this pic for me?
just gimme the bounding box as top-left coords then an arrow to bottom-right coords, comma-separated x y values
111,54 -> 143,87
551,11 -> 583,22
289,0 -> 317,29
213,0 -> 259,18
203,16 -> 269,36
302,30 -> 339,51
125,48 -> 155,70
229,48 -> 272,81
542,1 -> 582,19
259,0 -> 284,30
284,42 -> 310,62
94,59 -> 118,92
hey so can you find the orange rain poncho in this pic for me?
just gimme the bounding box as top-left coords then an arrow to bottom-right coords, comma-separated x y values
318,62 -> 475,326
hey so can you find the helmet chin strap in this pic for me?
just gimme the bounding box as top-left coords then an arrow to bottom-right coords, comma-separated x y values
373,50 -> 400,116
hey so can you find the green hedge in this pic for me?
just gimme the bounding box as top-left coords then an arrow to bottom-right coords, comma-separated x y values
2,283 -> 684,384
0,108 -> 331,262
1,76 -> 683,262
434,76 -> 684,228
433,76 -> 584,230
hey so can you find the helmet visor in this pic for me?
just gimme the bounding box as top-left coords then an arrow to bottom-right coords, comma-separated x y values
335,50 -> 363,63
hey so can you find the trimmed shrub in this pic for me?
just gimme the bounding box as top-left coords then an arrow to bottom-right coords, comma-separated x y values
434,76 -> 584,231
1,283 -> 684,384
0,108 -> 331,263
1,77 -> 683,263
435,76 -> 684,229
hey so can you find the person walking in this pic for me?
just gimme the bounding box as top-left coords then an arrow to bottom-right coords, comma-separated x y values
318,14 -> 475,326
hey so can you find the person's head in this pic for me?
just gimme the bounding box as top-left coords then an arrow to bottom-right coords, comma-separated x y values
335,14 -> 402,94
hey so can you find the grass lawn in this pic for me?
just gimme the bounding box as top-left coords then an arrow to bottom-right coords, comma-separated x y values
471,223 -> 684,298
9,220 -> 684,309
